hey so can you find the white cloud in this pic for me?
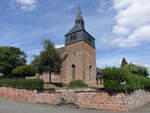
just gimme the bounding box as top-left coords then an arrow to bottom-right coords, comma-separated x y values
16,0 -> 37,11
26,49 -> 41,56
111,0 -> 150,47
113,25 -> 150,47
55,44 -> 64,48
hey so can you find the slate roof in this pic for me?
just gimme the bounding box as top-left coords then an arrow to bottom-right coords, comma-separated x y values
97,68 -> 102,74
57,47 -> 65,56
67,24 -> 84,35
57,47 -> 68,59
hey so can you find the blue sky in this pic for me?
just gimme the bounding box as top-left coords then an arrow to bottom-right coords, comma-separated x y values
0,0 -> 150,70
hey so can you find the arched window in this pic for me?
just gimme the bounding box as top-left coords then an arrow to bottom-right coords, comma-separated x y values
72,64 -> 76,80
89,65 -> 92,80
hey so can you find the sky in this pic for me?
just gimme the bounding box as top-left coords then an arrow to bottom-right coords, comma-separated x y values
0,0 -> 150,70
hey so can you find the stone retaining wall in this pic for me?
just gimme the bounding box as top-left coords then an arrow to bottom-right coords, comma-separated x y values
126,89 -> 150,110
0,87 -> 150,112
0,87 -> 62,105
75,91 -> 128,112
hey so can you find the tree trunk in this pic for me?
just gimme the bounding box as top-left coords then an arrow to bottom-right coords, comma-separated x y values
49,72 -> 51,83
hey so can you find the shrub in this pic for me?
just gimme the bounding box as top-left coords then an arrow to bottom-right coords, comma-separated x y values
102,67 -> 129,82
102,67 -> 150,92
67,80 -> 88,88
12,65 -> 37,78
0,78 -> 44,90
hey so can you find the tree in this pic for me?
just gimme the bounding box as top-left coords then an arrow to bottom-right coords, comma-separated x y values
12,65 -> 37,78
121,57 -> 128,67
123,63 -> 149,78
32,40 -> 62,83
0,47 -> 27,76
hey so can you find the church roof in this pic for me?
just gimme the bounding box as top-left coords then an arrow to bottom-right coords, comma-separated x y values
57,47 -> 68,60
57,47 -> 65,56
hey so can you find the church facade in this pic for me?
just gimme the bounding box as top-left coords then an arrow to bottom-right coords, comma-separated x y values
40,7 -> 96,85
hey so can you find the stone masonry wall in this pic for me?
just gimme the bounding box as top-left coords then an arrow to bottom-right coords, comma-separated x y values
0,87 -> 62,105
126,89 -> 150,110
65,41 -> 96,85
75,91 -> 128,112
0,87 -> 150,112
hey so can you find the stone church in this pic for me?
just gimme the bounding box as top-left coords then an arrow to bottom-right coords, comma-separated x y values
40,7 -> 97,86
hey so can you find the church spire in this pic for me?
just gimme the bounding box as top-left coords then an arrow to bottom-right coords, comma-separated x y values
75,5 -> 85,29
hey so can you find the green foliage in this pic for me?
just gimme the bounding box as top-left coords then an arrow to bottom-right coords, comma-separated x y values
123,63 -> 149,77
12,65 -> 37,78
102,67 -> 150,92
121,58 -> 128,67
102,67 -> 129,82
0,46 -> 27,76
0,79 -> 44,90
31,40 -> 62,82
50,83 -> 65,87
67,80 -> 88,88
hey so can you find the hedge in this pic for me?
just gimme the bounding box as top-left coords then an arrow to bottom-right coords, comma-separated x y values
67,80 -> 88,88
0,79 -> 44,90
102,67 -> 150,92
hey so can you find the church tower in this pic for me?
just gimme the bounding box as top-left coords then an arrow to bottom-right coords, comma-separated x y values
64,7 -> 96,85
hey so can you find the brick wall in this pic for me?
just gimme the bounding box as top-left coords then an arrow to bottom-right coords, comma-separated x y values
0,87 -> 150,112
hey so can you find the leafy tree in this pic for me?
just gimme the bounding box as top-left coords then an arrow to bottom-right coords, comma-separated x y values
121,57 -> 128,67
0,47 -> 27,76
122,63 -> 149,78
32,40 -> 62,82
12,65 -> 37,78
31,55 -> 43,74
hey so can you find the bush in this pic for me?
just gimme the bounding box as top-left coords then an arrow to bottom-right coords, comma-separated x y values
102,67 -> 150,92
0,78 -> 44,90
102,67 -> 129,82
12,65 -> 37,78
67,80 -> 88,88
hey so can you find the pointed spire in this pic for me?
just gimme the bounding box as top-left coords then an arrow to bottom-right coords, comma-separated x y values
76,4 -> 83,20
75,4 -> 85,29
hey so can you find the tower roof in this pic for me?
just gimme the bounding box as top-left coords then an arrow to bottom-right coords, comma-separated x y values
65,6 -> 95,48
66,6 -> 85,35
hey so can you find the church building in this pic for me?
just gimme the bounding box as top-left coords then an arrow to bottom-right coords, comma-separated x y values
40,7 -> 96,85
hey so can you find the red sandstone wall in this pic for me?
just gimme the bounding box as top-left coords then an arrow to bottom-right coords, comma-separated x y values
0,87 -> 150,112
0,87 -> 128,112
0,87 -> 62,105
75,91 -> 128,112
36,73 -> 62,83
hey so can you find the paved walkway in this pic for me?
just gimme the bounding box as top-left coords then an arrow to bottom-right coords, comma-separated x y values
0,98 -> 149,113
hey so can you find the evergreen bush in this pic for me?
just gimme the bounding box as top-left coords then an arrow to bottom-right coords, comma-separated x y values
67,80 -> 88,88
102,67 -> 150,92
12,65 -> 37,78
0,78 -> 44,90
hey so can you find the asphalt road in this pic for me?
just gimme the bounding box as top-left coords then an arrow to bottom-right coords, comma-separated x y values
0,98 -> 149,113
